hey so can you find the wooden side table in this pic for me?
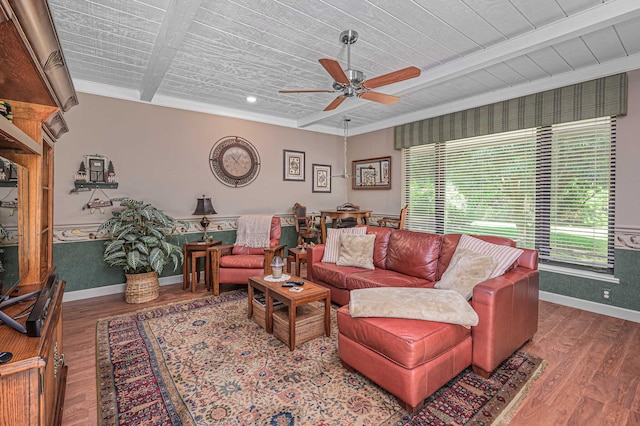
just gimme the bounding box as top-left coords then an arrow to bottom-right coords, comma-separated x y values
286,247 -> 307,278
183,240 -> 221,292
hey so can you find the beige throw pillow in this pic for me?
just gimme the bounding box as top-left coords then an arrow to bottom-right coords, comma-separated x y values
457,234 -> 523,278
336,234 -> 376,270
435,247 -> 498,299
321,227 -> 367,263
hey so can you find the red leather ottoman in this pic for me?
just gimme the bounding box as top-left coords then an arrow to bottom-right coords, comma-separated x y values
336,305 -> 472,411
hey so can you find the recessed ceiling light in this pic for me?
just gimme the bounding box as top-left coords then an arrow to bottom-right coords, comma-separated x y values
246,96 -> 257,103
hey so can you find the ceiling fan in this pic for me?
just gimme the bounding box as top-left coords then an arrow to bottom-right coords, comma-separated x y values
279,30 -> 421,111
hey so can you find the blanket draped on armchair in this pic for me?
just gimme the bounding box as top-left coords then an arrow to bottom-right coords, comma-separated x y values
235,215 -> 273,247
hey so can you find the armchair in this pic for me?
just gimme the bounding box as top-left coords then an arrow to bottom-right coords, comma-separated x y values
379,204 -> 408,230
209,216 -> 285,296
293,203 -> 319,245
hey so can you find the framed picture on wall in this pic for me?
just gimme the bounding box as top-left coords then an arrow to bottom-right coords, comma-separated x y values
283,150 -> 305,181
312,164 -> 331,193
352,156 -> 391,190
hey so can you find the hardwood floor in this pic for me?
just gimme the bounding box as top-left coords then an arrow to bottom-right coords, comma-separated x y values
61,282 -> 640,425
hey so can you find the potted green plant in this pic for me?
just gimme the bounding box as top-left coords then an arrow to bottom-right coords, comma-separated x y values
98,198 -> 186,303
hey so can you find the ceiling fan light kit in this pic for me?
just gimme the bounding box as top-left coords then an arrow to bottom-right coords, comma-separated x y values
280,30 -> 421,111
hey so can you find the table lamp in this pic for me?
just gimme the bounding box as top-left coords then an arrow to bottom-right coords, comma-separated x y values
192,195 -> 217,241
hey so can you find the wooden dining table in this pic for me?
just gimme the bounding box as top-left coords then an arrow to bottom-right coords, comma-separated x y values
318,210 -> 372,243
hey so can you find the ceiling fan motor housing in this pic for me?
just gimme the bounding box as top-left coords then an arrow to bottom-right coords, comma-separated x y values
347,69 -> 365,85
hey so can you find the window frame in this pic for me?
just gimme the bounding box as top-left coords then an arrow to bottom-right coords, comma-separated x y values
401,116 -> 616,272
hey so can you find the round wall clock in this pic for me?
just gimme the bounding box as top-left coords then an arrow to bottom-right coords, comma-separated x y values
209,136 -> 261,187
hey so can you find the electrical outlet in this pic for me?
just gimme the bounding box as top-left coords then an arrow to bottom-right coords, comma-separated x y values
602,288 -> 612,301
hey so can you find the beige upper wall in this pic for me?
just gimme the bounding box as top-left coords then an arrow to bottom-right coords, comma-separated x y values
346,128 -> 401,217
54,93 -> 347,225
54,68 -> 640,228
615,69 -> 640,230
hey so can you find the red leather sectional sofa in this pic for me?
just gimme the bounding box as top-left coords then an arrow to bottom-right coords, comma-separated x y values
306,226 -> 539,411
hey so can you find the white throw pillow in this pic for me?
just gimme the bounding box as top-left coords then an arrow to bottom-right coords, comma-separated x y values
336,233 -> 376,270
457,234 -> 523,278
435,247 -> 498,299
321,227 -> 366,263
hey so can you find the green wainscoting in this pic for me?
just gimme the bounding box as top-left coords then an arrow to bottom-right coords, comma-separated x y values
53,226 -> 639,314
0,245 -> 19,287
540,248 -> 640,312
54,226 -> 299,293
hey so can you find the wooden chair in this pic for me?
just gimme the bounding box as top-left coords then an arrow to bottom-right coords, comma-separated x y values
379,204 -> 408,230
209,216 -> 285,295
292,203 -> 319,245
335,202 -> 360,228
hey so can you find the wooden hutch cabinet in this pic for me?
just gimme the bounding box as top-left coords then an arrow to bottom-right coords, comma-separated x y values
0,2 -> 77,425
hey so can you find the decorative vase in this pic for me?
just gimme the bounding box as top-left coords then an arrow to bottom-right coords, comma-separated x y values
124,271 -> 159,303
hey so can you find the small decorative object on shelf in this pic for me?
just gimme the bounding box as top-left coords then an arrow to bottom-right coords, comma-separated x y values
0,101 -> 12,122
72,154 -> 119,191
83,193 -> 113,214
0,158 -> 17,187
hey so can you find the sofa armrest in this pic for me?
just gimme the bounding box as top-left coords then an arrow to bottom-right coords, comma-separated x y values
470,265 -> 539,377
306,244 -> 326,282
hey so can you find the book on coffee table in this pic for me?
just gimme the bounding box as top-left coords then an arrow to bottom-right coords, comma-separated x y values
253,292 -> 282,307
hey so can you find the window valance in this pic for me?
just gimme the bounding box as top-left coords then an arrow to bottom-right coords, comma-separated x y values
394,73 -> 627,149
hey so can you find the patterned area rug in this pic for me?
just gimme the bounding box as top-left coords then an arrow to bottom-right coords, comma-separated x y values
97,291 -> 546,425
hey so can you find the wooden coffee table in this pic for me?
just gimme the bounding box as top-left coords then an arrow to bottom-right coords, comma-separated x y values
248,274 -> 331,350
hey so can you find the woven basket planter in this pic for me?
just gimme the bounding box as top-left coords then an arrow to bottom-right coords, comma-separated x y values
125,271 -> 160,304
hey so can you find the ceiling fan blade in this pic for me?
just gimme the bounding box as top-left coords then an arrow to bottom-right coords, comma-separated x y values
319,58 -> 350,85
362,66 -> 421,89
359,91 -> 400,105
323,95 -> 347,111
279,89 -> 336,93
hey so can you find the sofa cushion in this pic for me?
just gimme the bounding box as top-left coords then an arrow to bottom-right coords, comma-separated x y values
435,248 -> 497,299
346,269 -> 432,291
336,234 -> 376,270
457,234 -> 523,278
365,226 -> 392,269
386,230 -> 442,281
321,227 -> 367,263
337,305 -> 471,369
312,262 -> 369,290
220,254 -> 264,269
349,288 -> 479,327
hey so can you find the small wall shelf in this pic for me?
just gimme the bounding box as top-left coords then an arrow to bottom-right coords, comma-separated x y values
74,182 -> 118,190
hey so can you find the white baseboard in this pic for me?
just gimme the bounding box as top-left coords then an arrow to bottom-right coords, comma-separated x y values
540,291 -> 640,323
62,275 -> 182,303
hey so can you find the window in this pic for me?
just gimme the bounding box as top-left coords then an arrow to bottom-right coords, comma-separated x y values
402,117 -> 616,271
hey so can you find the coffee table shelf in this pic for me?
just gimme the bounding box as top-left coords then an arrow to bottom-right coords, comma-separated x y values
247,274 -> 330,350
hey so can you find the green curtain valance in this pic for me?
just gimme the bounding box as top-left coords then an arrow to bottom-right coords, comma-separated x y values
394,73 -> 628,149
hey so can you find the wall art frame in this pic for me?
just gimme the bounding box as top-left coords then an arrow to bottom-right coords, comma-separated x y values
352,156 -> 391,190
283,149 -> 305,181
312,164 -> 331,193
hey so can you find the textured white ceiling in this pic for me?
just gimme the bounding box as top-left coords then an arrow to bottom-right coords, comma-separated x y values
48,0 -> 640,135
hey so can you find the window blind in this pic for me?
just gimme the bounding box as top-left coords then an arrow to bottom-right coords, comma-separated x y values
537,117 -> 615,268
402,117 -> 615,271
